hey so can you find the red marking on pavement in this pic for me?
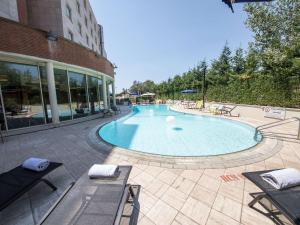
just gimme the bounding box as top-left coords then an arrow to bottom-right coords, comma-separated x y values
220,174 -> 245,182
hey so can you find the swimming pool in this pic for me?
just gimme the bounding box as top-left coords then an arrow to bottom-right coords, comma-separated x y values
99,105 -> 262,157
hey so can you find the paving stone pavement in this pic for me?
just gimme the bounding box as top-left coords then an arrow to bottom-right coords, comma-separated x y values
0,105 -> 299,225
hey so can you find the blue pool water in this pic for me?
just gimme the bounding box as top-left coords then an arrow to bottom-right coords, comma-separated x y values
99,105 -> 262,156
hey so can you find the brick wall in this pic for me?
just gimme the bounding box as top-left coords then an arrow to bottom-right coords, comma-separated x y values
0,17 -> 114,77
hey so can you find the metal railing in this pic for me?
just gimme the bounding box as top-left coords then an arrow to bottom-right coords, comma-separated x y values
254,117 -> 300,140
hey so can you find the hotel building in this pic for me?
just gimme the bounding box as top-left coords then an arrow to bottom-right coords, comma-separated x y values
0,0 -> 116,134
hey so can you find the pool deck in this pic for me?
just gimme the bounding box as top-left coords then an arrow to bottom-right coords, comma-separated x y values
0,105 -> 300,225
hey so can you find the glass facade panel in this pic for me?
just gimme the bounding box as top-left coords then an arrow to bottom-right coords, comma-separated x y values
98,78 -> 104,108
54,69 -> 72,121
87,76 -> 101,114
107,81 -> 112,108
39,66 -> 51,123
0,87 -> 6,131
0,62 -> 45,129
68,71 -> 88,118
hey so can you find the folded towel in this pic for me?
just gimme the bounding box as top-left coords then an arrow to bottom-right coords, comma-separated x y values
260,168 -> 300,190
22,157 -> 50,172
218,105 -> 225,110
88,164 -> 119,178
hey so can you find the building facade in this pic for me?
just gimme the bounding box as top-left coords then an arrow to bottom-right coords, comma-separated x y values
0,0 -> 116,134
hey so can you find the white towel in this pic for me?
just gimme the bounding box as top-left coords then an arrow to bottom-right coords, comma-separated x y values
22,157 -> 50,172
218,105 -> 225,110
260,168 -> 300,190
88,164 -> 119,178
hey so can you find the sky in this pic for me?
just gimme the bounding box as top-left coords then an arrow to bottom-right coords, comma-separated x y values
90,0 -> 253,93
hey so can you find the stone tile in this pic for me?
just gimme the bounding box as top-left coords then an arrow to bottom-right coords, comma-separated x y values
145,179 -> 169,198
157,170 -> 178,185
218,182 -> 244,203
172,176 -> 196,195
190,184 -> 217,207
171,220 -> 181,225
180,197 -> 211,225
213,194 -> 242,222
173,213 -> 199,225
137,189 -> 158,214
131,171 -> 154,187
203,168 -> 225,179
144,165 -> 165,177
147,200 -> 178,225
180,169 -> 203,182
129,166 -> 144,179
161,186 -> 188,210
138,216 -> 156,225
206,209 -> 240,225
198,174 -> 221,192
134,164 -> 149,171
241,206 -> 275,225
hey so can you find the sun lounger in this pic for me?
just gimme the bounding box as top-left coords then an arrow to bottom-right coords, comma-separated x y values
218,105 -> 237,116
39,165 -> 137,225
111,106 -> 121,115
0,162 -> 62,211
100,109 -> 113,117
243,170 -> 300,225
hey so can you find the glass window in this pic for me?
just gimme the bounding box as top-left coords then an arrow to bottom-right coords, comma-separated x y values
85,16 -> 88,27
76,1 -> 81,15
89,11 -> 92,21
107,80 -> 112,108
87,76 -> 101,114
98,78 -> 104,108
84,0 -> 87,9
78,22 -> 82,35
54,69 -> 72,121
67,30 -> 73,41
39,66 -> 51,123
66,4 -> 72,22
68,71 -> 88,118
0,62 -> 45,130
91,28 -> 93,37
86,34 -> 89,46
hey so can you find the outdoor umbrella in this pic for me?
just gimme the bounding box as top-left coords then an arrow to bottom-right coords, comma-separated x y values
141,92 -> 156,97
222,0 -> 273,13
181,89 -> 197,94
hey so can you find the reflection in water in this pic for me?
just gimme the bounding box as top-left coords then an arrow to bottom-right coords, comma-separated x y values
173,127 -> 183,131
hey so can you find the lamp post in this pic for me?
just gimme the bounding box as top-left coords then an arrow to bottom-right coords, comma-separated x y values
202,64 -> 206,109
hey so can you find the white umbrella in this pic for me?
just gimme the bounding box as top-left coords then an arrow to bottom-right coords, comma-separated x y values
141,92 -> 156,97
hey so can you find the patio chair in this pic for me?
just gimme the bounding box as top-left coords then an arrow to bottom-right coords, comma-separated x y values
243,170 -> 300,225
111,105 -> 121,114
39,166 -> 138,225
218,105 -> 237,116
0,162 -> 62,211
100,109 -> 113,117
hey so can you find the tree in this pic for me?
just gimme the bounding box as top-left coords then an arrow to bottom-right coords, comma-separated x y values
209,42 -> 232,85
232,47 -> 246,74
